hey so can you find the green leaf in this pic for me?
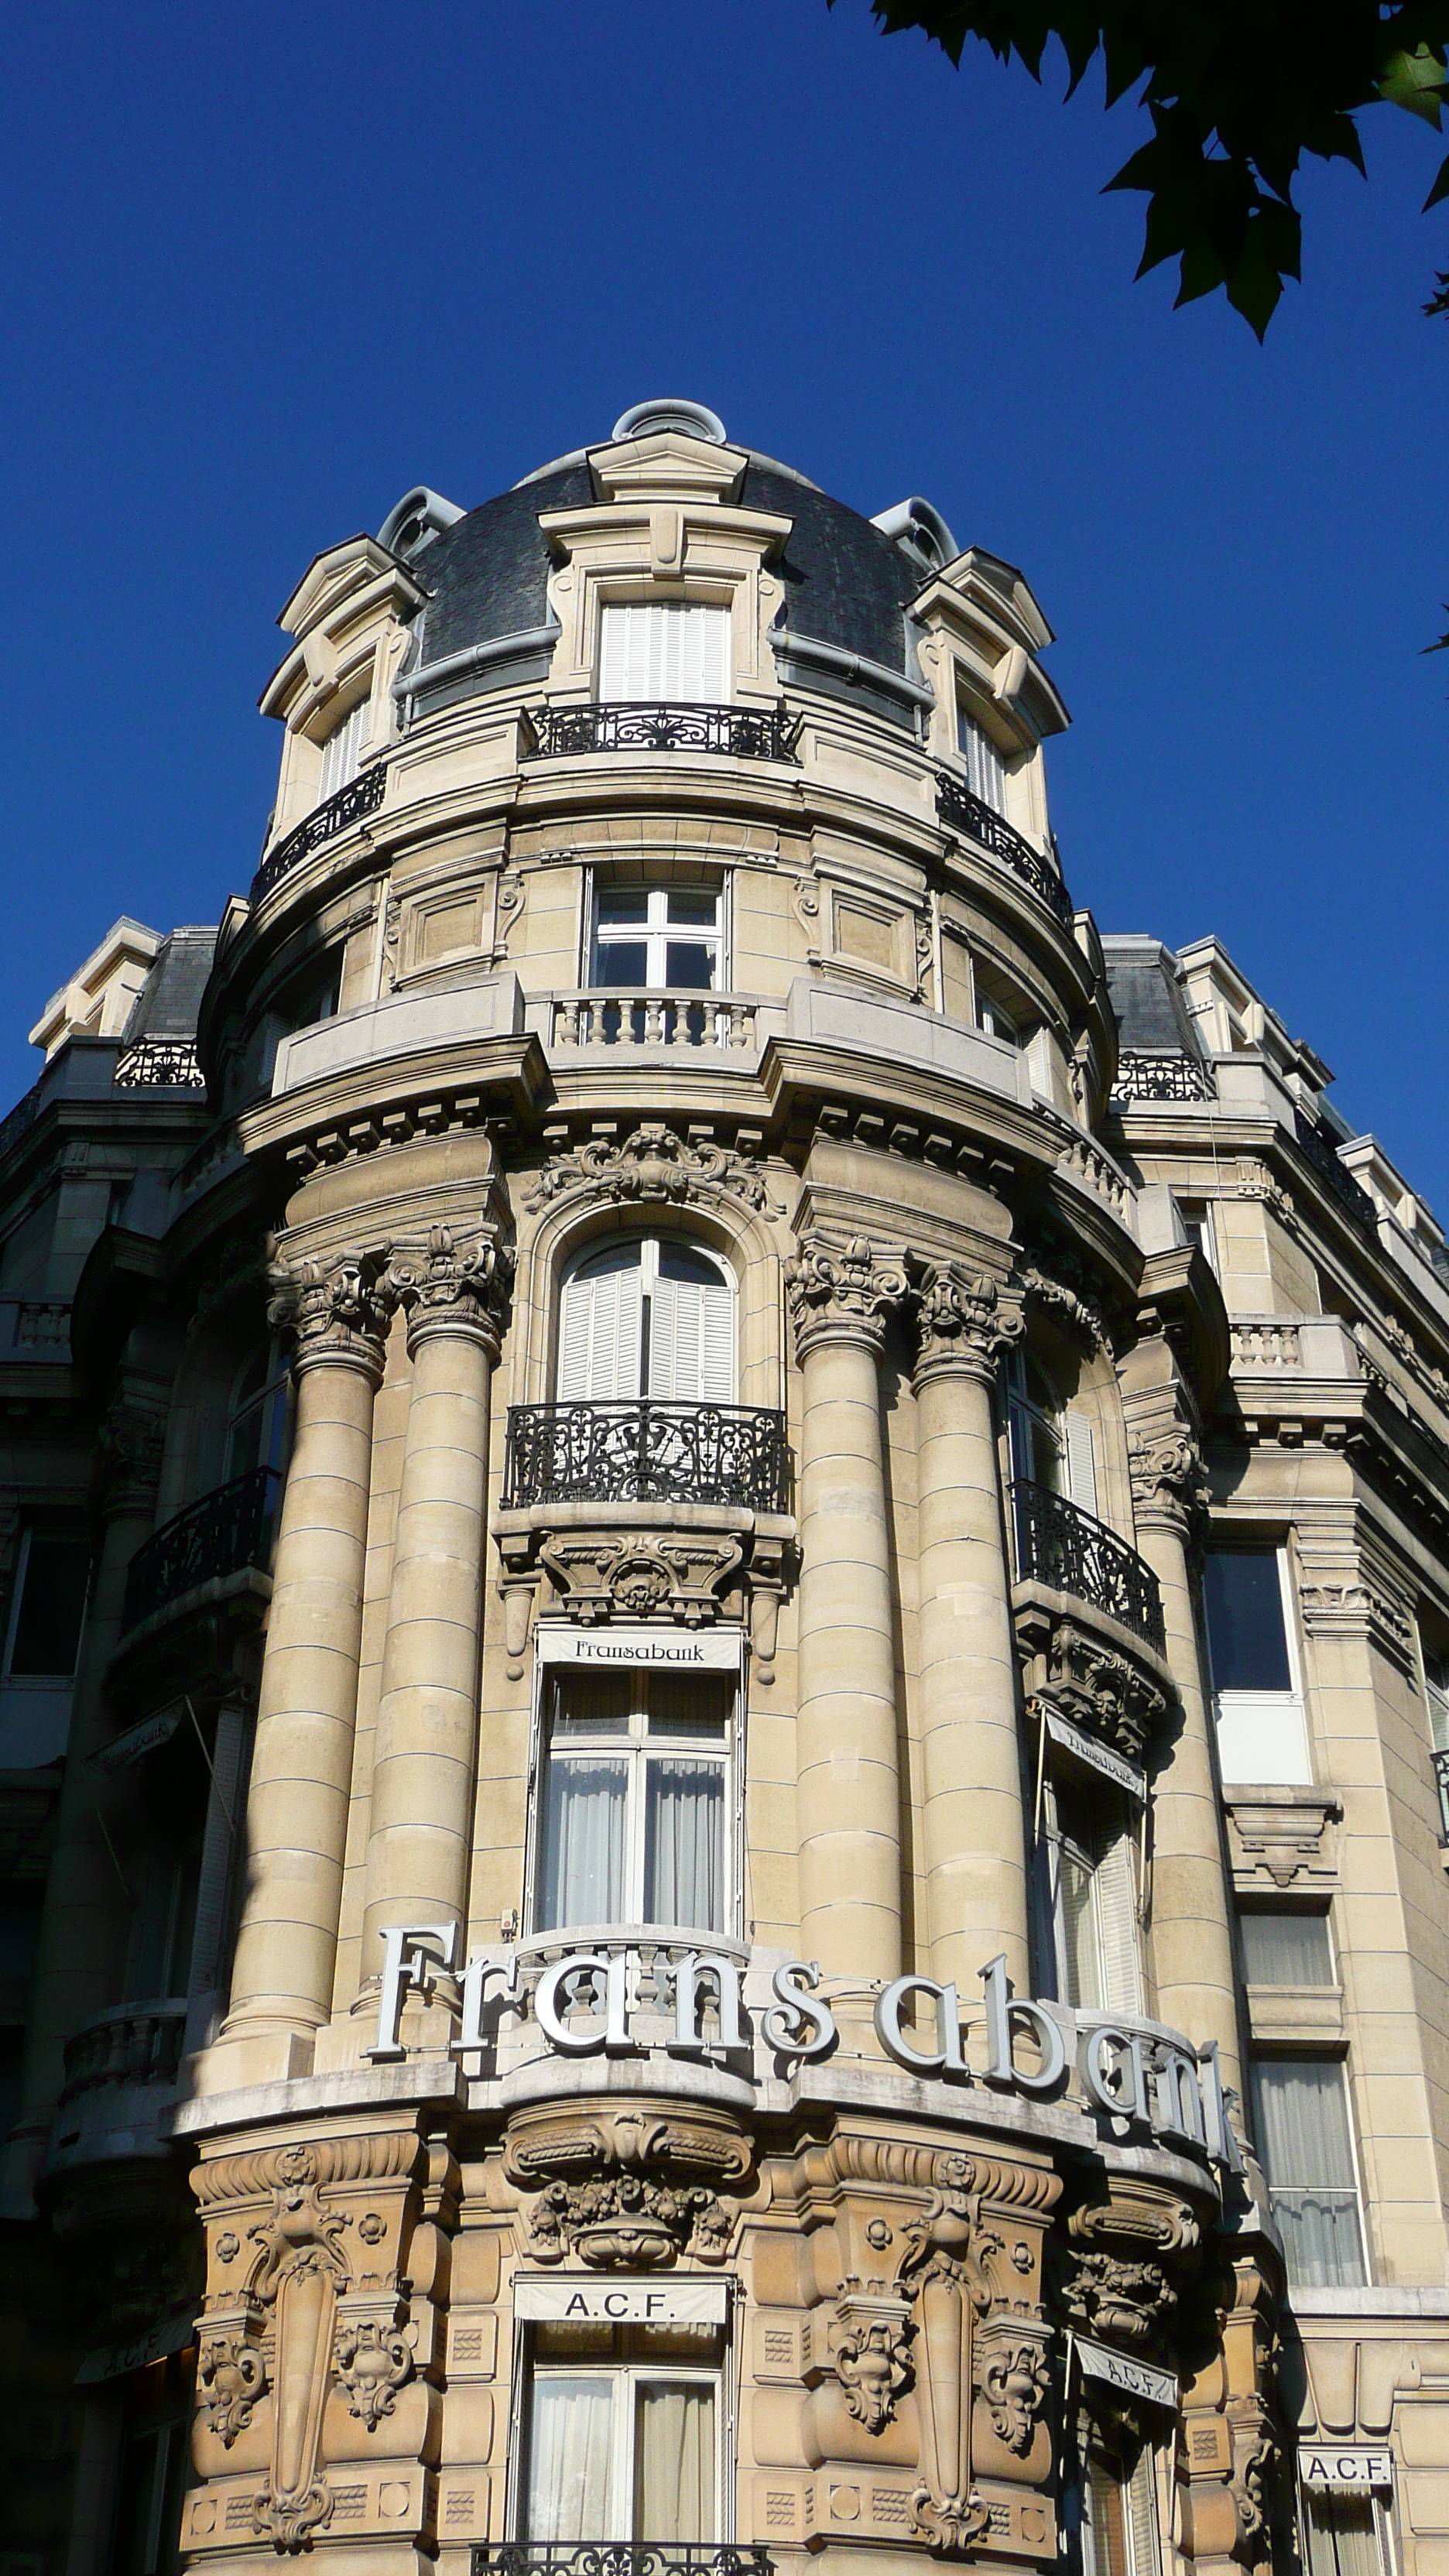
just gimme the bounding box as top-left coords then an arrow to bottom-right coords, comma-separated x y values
1427,146 -> 1449,205
1379,42 -> 1447,124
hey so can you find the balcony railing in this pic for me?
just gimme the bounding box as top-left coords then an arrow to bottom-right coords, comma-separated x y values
524,701 -> 800,762
1111,1050 -> 1217,1104
551,991 -> 759,1051
936,772 -> 1074,926
59,1998 -> 187,2105
252,759 -> 388,900
1434,1749 -> 1449,1844
476,2551 -> 772,2576
1292,1108 -> 1379,1235
505,1401 -> 790,1512
113,1036 -> 206,1090
1010,1478 -> 1166,1655
122,1465 -> 281,1632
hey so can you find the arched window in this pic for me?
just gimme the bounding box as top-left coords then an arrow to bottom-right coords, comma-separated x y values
226,1345 -> 290,1482
557,1238 -> 734,1404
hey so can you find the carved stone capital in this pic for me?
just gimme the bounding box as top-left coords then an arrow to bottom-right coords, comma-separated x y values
267,1245 -> 393,1379
1127,1426 -> 1209,1539
913,1260 -> 1023,1384
1021,1259 -> 1108,1355
383,1222 -> 512,1358
785,1231 -> 909,1361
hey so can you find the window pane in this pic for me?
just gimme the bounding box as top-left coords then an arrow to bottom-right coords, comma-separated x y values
9,1538 -> 90,1677
527,2374 -> 617,2541
1240,1912 -> 1333,1985
596,938 -> 648,988
552,1673 -> 632,1737
597,886 -> 649,926
1060,1848 -> 1102,2012
646,1674 -> 730,1742
1252,2057 -> 1365,2288
666,889 -> 719,927
1303,2495 -> 1382,2576
645,1761 -> 724,1931
635,2381 -> 716,2542
657,1245 -> 724,1288
665,941 -> 715,991
1204,1553 -> 1292,1691
540,1759 -> 628,1930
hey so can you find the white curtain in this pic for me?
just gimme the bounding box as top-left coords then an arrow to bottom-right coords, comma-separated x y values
527,2375 -> 617,2541
1303,2496 -> 1382,2576
635,2381 -> 716,2541
645,1760 -> 724,1931
600,603 -> 730,704
540,1759 -> 627,1930
1252,2057 -> 1365,2287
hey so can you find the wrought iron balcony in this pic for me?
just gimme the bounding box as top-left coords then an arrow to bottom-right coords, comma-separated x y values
113,1036 -> 206,1090
252,759 -> 388,900
1434,1749 -> 1449,1844
122,1465 -> 281,1632
524,701 -> 800,762
476,2551 -> 772,2576
1292,1108 -> 1378,1235
504,1401 -> 789,1513
1010,1478 -> 1166,1656
936,771 -> 1074,927
1111,1049 -> 1217,1104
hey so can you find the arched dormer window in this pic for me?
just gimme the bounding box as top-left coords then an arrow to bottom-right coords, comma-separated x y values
557,1237 -> 734,1404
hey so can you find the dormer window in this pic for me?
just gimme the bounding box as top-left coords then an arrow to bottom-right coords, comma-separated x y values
317,696 -> 370,803
958,704 -> 1007,815
599,603 -> 730,705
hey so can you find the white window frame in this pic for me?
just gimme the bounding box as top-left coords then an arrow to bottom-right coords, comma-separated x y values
1300,2480 -> 1396,2576
225,1341 -> 292,1484
1206,1545 -> 1311,1786
588,878 -> 727,993
1005,1353 -> 1098,1516
556,1234 -> 737,1406
526,1661 -> 741,1941
1176,1197 -> 1220,1276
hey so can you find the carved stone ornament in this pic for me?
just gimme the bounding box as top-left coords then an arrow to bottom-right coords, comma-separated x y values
529,2170 -> 731,2269
267,1244 -> 392,1369
333,2314 -> 413,2429
831,2293 -> 915,2432
196,2334 -> 267,2448
98,1398 -> 166,1515
383,1221 -> 512,1351
979,2340 -> 1053,2456
242,2142 -> 354,2550
785,1231 -> 909,1358
897,2156 -> 1006,2554
1060,2253 -> 1174,2347
525,1120 -> 771,1214
1128,1429 -> 1210,1534
1235,1157 -> 1294,1229
1021,1261 -> 1107,1355
539,1530 -> 744,1627
913,1260 -> 1023,1378
1043,1615 -> 1167,1762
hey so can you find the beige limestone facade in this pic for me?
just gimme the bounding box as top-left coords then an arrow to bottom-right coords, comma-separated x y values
1,400 -> 1446,2576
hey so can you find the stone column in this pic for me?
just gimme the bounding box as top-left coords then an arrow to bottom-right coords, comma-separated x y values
1129,1413 -> 1244,2096
4,1389 -> 166,2211
785,1233 -> 908,1984
913,1263 -> 1032,1994
220,1251 -> 392,2057
358,1226 -> 507,1989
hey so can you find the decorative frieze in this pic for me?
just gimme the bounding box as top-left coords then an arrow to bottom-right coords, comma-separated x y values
524,1119 -> 772,1214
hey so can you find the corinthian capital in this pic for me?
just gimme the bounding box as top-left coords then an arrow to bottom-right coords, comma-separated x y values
267,1246 -> 393,1378
1127,1426 -> 1208,1539
913,1261 -> 1023,1382
383,1225 -> 512,1356
784,1231 -> 909,1359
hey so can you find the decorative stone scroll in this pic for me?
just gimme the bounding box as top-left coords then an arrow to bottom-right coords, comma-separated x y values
525,1120 -> 772,1214
537,1530 -> 745,1627
267,1243 -> 394,1375
913,1259 -> 1023,1381
504,2102 -> 748,2273
383,1221 -> 512,1355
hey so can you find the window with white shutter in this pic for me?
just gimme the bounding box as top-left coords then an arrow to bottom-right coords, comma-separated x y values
1064,1413 -> 1099,1518
317,694 -> 371,802
599,603 -> 731,705
557,1238 -> 734,1403
958,703 -> 1008,814
1040,1776 -> 1142,2016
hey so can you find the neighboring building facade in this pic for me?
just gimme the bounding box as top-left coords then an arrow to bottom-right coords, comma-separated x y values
2,398 -> 1447,2576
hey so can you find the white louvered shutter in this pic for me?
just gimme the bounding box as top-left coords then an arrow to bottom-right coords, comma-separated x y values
960,710 -> 1007,814
318,697 -> 369,801
1064,1413 -> 1099,1518
647,1264 -> 734,1402
558,1249 -> 644,1399
599,604 -> 730,705
1093,1817 -> 1143,2017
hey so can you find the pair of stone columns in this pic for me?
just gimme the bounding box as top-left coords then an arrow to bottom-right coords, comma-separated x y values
221,1225 -> 507,2053
785,1235 -> 1032,1998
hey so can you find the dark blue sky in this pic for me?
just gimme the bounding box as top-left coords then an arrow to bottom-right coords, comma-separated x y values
2,5 -> 1444,1202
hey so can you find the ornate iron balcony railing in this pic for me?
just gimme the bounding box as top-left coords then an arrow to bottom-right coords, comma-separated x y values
936,771 -> 1075,926
476,2550 -> 772,2576
59,1998 -> 187,2104
122,1465 -> 281,1632
1111,1050 -> 1217,1104
252,759 -> 388,901
1010,1477 -> 1165,1655
524,701 -> 800,762
113,1036 -> 206,1090
1292,1108 -> 1378,1235
504,1401 -> 790,1513
1434,1749 -> 1449,1845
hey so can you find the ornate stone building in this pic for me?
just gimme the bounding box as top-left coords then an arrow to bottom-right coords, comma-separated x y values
2,397 -> 1447,2576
